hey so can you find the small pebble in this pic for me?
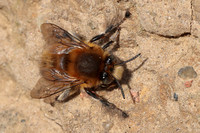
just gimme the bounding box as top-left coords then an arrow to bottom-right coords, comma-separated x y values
173,93 -> 178,101
178,66 -> 197,79
79,91 -> 88,99
130,90 -> 140,103
102,121 -> 113,131
21,119 -> 26,123
184,80 -> 193,88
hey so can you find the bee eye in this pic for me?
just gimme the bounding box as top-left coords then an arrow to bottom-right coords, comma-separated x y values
106,56 -> 112,64
100,72 -> 108,80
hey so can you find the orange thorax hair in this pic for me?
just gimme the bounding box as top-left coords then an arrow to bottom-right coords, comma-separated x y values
41,42 -> 109,88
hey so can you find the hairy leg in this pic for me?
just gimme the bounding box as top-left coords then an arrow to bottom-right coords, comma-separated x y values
84,88 -> 129,118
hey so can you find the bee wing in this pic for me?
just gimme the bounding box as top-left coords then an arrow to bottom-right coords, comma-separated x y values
40,68 -> 78,82
43,87 -> 73,104
57,89 -> 71,101
30,77 -> 73,99
41,23 -> 87,48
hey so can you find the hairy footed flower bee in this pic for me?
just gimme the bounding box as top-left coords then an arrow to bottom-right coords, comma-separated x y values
31,11 -> 141,118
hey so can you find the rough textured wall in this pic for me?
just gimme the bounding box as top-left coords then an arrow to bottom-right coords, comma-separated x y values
0,0 -> 200,132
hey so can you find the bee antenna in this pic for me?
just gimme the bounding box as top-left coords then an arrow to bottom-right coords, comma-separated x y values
116,78 -> 125,99
115,53 -> 141,66
111,75 -> 125,99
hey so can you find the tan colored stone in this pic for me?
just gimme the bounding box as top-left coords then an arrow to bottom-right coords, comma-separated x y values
136,0 -> 191,37
192,0 -> 200,38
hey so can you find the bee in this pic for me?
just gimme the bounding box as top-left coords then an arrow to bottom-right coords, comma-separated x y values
30,11 -> 141,118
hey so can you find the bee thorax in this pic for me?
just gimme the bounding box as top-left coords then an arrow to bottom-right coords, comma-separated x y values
76,52 -> 102,77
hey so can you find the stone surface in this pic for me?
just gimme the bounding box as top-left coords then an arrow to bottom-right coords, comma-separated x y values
0,0 -> 200,133
136,0 -> 191,37
192,0 -> 200,38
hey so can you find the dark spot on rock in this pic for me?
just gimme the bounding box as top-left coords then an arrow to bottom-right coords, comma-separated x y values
178,66 -> 197,79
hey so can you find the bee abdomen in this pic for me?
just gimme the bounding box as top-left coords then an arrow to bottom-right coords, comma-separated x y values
40,52 -> 56,69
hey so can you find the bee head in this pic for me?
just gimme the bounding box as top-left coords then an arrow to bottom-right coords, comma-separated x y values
100,53 -> 141,99
99,55 -> 115,85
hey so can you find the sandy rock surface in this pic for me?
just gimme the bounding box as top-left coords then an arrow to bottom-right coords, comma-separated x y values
0,0 -> 200,133
137,0 -> 191,37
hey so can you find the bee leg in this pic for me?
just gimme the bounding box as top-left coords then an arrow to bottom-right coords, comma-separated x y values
89,34 -> 105,43
102,27 -> 121,50
102,40 -> 114,50
84,88 -> 129,118
90,11 -> 131,44
89,25 -> 119,43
